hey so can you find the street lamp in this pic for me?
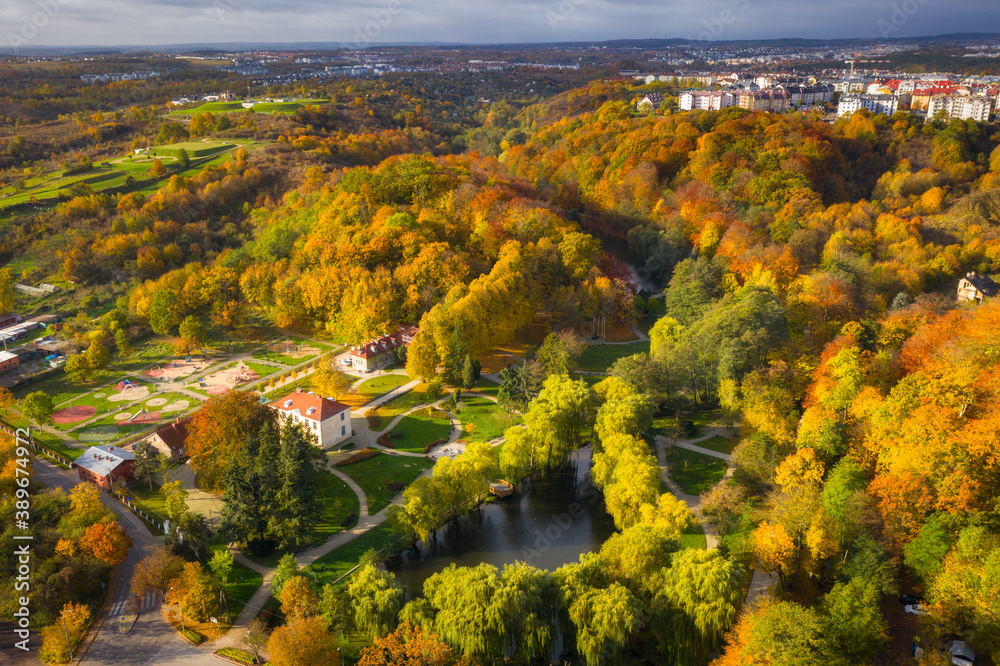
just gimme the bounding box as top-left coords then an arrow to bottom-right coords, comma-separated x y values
169,586 -> 185,632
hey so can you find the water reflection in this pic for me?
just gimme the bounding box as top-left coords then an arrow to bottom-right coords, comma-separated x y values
387,447 -> 616,596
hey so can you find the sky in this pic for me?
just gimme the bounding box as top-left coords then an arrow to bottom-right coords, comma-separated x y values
2,0 -> 996,48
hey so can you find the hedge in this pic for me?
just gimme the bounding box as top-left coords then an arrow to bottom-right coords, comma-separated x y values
423,438 -> 447,454
335,447 -> 380,467
376,432 -> 392,447
214,647 -> 258,665
183,628 -> 205,645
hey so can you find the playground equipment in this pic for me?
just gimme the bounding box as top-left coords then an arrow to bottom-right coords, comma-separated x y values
126,409 -> 149,422
116,379 -> 141,398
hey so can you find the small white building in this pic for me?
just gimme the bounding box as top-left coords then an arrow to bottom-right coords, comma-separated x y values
271,388 -> 352,449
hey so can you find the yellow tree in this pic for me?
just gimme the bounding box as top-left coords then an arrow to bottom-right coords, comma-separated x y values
79,520 -> 132,566
280,576 -> 320,620
753,521 -> 795,590
267,616 -> 340,666
39,602 -> 91,664
774,448 -> 825,492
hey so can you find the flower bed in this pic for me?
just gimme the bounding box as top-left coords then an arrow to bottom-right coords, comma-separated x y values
423,438 -> 447,454
335,447 -> 380,467
183,628 -> 205,645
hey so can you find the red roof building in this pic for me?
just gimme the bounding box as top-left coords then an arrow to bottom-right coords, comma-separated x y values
271,388 -> 352,449
348,325 -> 419,372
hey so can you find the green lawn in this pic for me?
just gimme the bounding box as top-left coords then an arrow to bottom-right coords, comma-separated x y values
456,396 -> 518,443
252,337 -> 334,366
168,100 -> 328,116
338,452 -> 432,514
108,340 -> 176,374
388,407 -> 452,453
13,367 -> 124,404
314,470 -> 362,543
305,522 -> 405,586
366,383 -> 435,432
153,141 -> 235,158
467,378 -> 501,398
208,537 -> 263,618
341,374 -> 412,410
125,481 -> 171,525
680,518 -> 708,550
694,435 -> 738,455
666,447 -> 728,496
577,341 -> 651,373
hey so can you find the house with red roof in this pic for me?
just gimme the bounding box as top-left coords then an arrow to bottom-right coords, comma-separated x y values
348,325 -> 419,373
76,445 -> 135,490
271,388 -> 352,449
141,417 -> 192,461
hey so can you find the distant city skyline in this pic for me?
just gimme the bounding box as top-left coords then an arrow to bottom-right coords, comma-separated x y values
2,0 -> 996,49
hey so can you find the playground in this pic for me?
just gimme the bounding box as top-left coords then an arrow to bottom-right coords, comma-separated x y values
143,357 -> 212,381
113,410 -> 163,425
190,362 -> 260,395
52,405 -> 98,425
78,425 -> 119,443
108,380 -> 151,402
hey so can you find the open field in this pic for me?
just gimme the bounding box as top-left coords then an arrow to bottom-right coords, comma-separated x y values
457,396 -> 518,443
338,452 -> 432,514
305,522 -> 404,586
666,447 -> 728,496
388,407 -> 452,453
365,382 -> 435,431
313,470 -> 362,544
695,435 -> 738,455
167,99 -> 329,116
252,337 -> 333,366
339,374 -> 412,409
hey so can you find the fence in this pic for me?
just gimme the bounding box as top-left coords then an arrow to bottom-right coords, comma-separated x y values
0,423 -> 76,467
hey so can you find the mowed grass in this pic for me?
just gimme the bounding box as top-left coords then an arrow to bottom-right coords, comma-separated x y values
314,470 -> 361,543
305,522 -> 405,586
13,367 -> 125,404
208,536 -> 263,617
666,447 -> 728,495
457,396 -> 518,443
251,337 -> 334,366
339,374 -> 412,409
168,100 -> 328,116
577,341 -> 650,373
388,408 -> 452,453
153,141 -> 236,158
366,383 -> 435,432
125,481 -> 171,525
694,435 -> 738,455
680,518 -> 708,550
338,452 -> 432,514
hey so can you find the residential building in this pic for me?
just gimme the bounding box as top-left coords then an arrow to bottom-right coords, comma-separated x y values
141,418 -> 192,461
926,95 -> 993,122
76,445 -> 135,489
0,351 -> 18,373
348,326 -> 419,372
271,388 -> 352,449
0,314 -> 20,329
679,91 -> 735,111
737,90 -> 790,112
957,272 -> 999,303
778,83 -> 834,107
838,94 -> 899,118
636,93 -> 663,111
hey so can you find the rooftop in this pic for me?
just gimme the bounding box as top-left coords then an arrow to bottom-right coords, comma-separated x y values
76,445 -> 135,477
272,389 -> 350,422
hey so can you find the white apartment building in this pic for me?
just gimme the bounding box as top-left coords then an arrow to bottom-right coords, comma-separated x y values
679,91 -> 736,111
926,95 -> 993,122
838,94 -> 899,118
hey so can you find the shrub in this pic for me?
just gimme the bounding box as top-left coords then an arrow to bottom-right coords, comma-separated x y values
335,448 -> 380,467
423,438 -> 448,454
340,513 -> 357,528
387,482 -> 405,493
215,647 -> 256,665
182,629 -> 204,645
376,432 -> 392,447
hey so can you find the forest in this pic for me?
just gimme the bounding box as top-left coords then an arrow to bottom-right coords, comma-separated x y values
2,56 -> 1000,664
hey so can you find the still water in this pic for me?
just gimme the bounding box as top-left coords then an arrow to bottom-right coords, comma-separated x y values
386,447 -> 616,596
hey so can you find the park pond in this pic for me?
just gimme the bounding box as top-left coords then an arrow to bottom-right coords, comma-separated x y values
386,447 -> 616,596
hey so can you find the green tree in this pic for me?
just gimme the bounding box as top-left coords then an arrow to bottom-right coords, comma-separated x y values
523,374 -> 594,470
161,480 -> 189,524
64,354 -> 93,383
177,148 -> 191,169
114,329 -> 133,357
132,440 -> 162,489
568,583 -> 643,666
21,391 -> 54,425
271,420 -> 322,551
209,549 -> 235,584
243,618 -> 270,663
904,514 -> 951,583
460,353 -> 479,389
822,578 -> 887,662
271,553 -> 300,599
0,266 -> 14,313
86,340 -> 109,369
348,563 -> 404,638
177,315 -> 206,352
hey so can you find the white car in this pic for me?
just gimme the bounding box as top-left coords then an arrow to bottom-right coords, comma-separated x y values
339,358 -> 353,366
904,604 -> 927,615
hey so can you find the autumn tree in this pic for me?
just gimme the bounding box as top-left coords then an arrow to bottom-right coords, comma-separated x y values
0,385 -> 14,414
753,521 -> 795,590
172,561 -> 220,623
39,602 -> 90,664
312,356 -> 355,400
243,619 -> 270,663
79,520 -> 132,566
64,354 -> 93,383
114,329 -> 133,357
358,621 -> 458,666
348,562 -> 404,638
267,616 -> 340,666
86,339 -> 109,370
280,575 -> 320,620
131,547 -> 184,597
187,390 -> 279,489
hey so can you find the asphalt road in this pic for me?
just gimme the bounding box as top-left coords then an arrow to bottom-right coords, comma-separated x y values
24,457 -> 217,666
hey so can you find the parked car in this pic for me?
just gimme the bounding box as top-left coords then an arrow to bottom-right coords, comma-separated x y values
950,640 -> 975,665
899,594 -> 923,605
339,358 -> 353,366
904,604 -> 927,615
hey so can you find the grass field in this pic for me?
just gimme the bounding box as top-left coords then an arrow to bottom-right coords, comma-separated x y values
695,435 -> 738,455
577,341 -> 650,373
305,522 -> 405,586
13,367 -> 125,404
340,374 -> 412,409
167,99 -> 329,116
388,407 -> 452,453
208,537 -> 263,618
313,470 -> 361,544
125,482 -> 171,525
456,396 -> 518,443
152,141 -> 237,158
666,447 -> 728,495
680,518 -> 708,550
366,383 -> 435,431
251,337 -> 334,366
338,452 -> 432,514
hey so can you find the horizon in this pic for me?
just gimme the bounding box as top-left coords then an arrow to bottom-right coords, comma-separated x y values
3,0 -> 997,50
